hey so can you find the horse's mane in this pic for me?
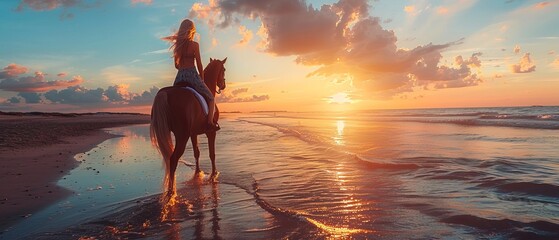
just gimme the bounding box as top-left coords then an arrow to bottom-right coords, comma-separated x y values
203,60 -> 220,80
204,59 -> 220,84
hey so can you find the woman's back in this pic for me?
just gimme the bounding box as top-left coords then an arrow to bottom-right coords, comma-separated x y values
175,41 -> 198,69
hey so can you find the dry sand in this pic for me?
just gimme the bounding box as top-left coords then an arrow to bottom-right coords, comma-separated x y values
0,112 -> 150,230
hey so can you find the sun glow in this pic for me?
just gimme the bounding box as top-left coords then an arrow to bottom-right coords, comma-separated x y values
327,92 -> 352,104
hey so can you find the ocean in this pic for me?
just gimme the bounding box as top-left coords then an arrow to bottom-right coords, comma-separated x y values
3,106 -> 559,239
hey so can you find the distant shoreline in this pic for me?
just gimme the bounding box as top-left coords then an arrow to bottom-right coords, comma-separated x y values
0,113 -> 150,231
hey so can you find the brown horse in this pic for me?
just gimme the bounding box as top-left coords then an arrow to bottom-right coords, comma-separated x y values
150,58 -> 227,194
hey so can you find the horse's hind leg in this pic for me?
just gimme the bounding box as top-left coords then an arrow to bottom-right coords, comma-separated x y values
169,135 -> 189,194
191,134 -> 202,175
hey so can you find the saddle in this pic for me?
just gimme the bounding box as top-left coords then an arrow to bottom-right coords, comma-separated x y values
174,84 -> 208,115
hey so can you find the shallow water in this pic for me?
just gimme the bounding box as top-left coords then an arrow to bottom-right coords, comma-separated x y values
3,107 -> 559,239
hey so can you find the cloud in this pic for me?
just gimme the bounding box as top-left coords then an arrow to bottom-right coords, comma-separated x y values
216,87 -> 269,103
231,87 -> 248,95
404,5 -> 417,15
514,44 -> 521,54
190,0 -> 221,28
190,0 -> 482,96
6,85 -> 159,107
433,0 -> 477,16
16,0 -> 106,11
0,70 -> 84,92
18,92 -> 42,103
16,0 -> 105,19
191,0 -> 363,56
534,1 -> 552,9
1,62 -> 160,107
237,25 -> 253,46
143,49 -> 169,55
44,86 -> 108,104
130,86 -> 159,105
510,53 -> 536,73
436,6 -> 449,15
0,63 -> 28,79
16,0 -> 153,19
211,37 -> 219,48
7,97 -> 21,104
105,84 -> 131,102
131,0 -> 152,5
16,0 -> 80,11
43,84 -> 160,105
411,52 -> 482,83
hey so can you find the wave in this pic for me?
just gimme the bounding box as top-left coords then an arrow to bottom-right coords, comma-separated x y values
219,174 -> 374,238
249,107 -> 559,130
368,111 -> 500,118
399,118 -> 559,130
442,214 -> 559,238
475,179 -> 559,198
425,170 -> 488,181
479,114 -> 559,120
352,155 -> 428,170
496,182 -> 559,198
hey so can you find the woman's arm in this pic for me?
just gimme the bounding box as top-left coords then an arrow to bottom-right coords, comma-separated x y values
194,42 -> 204,81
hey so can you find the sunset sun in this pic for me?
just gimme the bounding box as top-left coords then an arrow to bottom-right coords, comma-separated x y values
327,92 -> 353,104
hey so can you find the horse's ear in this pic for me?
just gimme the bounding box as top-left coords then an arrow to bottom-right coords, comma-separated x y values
222,57 -> 227,64
210,57 -> 213,62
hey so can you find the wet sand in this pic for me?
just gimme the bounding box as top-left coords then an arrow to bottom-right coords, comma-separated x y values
2,123 -> 292,239
0,112 -> 150,230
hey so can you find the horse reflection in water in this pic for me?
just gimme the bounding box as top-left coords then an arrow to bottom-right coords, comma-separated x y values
90,174 -> 223,239
162,174 -> 222,240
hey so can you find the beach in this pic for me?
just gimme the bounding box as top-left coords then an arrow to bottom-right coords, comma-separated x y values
1,107 -> 559,239
0,112 -> 150,231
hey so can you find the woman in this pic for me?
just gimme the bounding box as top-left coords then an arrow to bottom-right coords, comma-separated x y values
164,19 -> 219,131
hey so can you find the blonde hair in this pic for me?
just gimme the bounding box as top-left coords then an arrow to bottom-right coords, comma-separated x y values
162,19 -> 196,66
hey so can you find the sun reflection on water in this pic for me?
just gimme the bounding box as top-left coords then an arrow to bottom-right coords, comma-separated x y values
334,120 -> 345,145
306,217 -> 374,239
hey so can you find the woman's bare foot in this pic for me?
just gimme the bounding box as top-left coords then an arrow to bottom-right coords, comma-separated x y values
207,122 -> 220,132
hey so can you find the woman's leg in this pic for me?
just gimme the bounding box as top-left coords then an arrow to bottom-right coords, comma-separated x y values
206,99 -> 220,131
208,99 -> 216,124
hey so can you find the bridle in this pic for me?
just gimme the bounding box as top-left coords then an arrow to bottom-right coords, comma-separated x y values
216,65 -> 225,95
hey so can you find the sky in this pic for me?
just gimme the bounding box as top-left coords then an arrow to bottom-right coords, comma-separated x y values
0,0 -> 558,113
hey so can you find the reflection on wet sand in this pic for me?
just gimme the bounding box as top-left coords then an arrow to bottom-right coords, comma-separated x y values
31,175 -> 227,239
162,173 -> 223,240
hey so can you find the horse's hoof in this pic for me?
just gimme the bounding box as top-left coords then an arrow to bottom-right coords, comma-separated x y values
166,190 -> 175,197
161,191 -> 175,203
209,172 -> 220,182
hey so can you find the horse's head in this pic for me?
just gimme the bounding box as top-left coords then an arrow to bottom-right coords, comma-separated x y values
209,57 -> 227,94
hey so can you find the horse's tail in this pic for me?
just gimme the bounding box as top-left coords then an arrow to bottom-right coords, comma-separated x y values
150,90 -> 173,184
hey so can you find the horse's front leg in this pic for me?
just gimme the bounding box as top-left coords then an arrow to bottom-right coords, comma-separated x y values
191,134 -> 202,175
206,131 -> 218,181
